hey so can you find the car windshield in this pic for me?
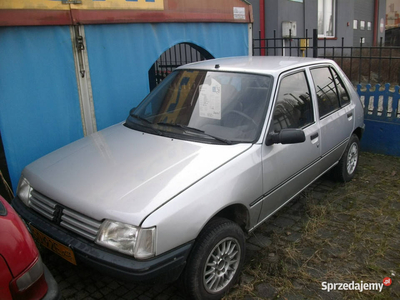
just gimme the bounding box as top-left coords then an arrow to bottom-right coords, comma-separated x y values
125,70 -> 272,144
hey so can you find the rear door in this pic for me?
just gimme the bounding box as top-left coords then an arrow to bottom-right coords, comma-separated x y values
309,65 -> 355,171
257,69 -> 321,222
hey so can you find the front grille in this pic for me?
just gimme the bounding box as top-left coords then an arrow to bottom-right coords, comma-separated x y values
30,190 -> 56,220
29,190 -> 102,241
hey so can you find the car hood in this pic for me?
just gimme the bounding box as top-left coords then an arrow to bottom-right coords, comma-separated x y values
23,124 -> 251,225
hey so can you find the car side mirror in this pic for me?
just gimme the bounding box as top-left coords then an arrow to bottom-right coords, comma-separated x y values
266,128 -> 306,146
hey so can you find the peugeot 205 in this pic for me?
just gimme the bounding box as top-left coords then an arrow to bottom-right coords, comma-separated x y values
12,56 -> 364,299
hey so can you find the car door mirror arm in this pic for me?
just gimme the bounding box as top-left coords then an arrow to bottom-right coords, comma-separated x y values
266,132 -> 279,146
266,129 -> 306,146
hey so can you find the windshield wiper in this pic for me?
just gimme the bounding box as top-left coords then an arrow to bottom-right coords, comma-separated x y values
126,114 -> 163,136
157,122 -> 232,145
130,113 -> 152,124
157,122 -> 203,132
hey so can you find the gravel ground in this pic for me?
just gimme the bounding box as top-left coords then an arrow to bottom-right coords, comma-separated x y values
41,152 -> 400,299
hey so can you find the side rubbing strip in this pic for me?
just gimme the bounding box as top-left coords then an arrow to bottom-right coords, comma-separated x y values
249,138 -> 349,208
249,157 -> 321,207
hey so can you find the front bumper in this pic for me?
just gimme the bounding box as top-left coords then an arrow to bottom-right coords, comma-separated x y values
12,197 -> 193,282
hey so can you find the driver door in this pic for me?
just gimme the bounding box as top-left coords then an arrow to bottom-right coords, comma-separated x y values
257,69 -> 321,222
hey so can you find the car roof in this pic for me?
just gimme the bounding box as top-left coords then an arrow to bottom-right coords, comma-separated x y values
178,56 -> 333,76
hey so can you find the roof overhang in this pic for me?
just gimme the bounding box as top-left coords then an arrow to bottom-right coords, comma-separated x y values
0,0 -> 253,27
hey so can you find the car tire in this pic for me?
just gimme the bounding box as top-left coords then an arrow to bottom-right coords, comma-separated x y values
183,218 -> 245,300
333,134 -> 360,182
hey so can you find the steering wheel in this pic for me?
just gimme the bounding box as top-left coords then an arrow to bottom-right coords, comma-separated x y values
224,110 -> 258,129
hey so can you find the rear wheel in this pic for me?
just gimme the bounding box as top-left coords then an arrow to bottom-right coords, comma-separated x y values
333,134 -> 360,182
183,218 -> 245,300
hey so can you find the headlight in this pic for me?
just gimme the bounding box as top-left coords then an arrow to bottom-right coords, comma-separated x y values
17,176 -> 32,207
96,220 -> 156,259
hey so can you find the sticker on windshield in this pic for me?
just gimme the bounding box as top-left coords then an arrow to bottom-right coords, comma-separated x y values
199,78 -> 221,120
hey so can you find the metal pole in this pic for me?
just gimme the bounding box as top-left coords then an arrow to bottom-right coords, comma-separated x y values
313,29 -> 318,58
260,0 -> 266,56
378,37 -> 383,83
359,37 -> 363,83
341,37 -> 344,68
305,29 -> 308,57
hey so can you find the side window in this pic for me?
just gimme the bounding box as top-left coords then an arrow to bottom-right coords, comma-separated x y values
311,67 -> 340,118
273,71 -> 314,132
330,67 -> 350,106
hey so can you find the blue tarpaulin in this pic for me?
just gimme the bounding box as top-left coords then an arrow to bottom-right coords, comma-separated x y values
85,22 -> 249,130
0,22 -> 249,189
0,26 -> 84,190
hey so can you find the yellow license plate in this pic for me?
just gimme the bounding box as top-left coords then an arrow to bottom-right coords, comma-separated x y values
30,225 -> 77,265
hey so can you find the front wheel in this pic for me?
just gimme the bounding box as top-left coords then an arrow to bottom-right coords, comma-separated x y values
183,218 -> 245,300
333,134 -> 360,182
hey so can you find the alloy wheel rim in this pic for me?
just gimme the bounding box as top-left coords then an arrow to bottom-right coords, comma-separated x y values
203,237 -> 241,294
347,142 -> 358,175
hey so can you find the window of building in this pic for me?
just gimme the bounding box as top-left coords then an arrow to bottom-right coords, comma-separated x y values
318,0 -> 336,37
360,21 -> 365,30
273,72 -> 314,132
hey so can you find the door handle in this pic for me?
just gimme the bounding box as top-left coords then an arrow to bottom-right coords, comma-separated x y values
347,112 -> 353,118
310,132 -> 319,140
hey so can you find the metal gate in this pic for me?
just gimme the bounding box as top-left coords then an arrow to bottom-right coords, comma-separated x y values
148,43 -> 214,91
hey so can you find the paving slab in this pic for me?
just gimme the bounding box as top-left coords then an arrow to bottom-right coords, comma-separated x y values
248,233 -> 272,248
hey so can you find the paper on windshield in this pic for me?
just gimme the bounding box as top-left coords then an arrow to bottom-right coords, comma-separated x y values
199,78 -> 221,120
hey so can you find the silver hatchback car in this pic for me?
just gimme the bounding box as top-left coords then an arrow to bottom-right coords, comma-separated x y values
13,56 -> 364,299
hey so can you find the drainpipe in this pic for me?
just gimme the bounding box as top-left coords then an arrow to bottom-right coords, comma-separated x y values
373,0 -> 378,46
260,0 -> 266,56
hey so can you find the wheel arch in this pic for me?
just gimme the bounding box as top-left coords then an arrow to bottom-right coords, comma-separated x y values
207,203 -> 250,233
353,126 -> 363,141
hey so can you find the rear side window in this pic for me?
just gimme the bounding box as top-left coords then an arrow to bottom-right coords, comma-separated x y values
330,67 -> 350,106
311,66 -> 350,118
273,71 -> 314,132
311,67 -> 340,118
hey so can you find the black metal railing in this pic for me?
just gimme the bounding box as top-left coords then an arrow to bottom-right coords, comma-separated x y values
253,29 -> 400,86
253,29 -> 313,58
